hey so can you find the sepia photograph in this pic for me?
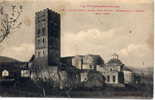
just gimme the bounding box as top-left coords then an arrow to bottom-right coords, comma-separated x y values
0,0 -> 153,99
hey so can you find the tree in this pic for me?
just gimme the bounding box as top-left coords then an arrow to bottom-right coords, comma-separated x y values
0,4 -> 23,43
84,71 -> 105,88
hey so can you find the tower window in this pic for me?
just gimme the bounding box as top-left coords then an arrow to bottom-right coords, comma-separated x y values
38,51 -> 40,57
42,27 -> 45,35
107,76 -> 110,82
38,39 -> 40,44
43,38 -> 46,48
113,75 -> 116,82
38,29 -> 41,35
43,38 -> 45,43
43,50 -> 45,56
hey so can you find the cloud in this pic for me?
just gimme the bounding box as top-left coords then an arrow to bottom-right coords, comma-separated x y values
63,28 -> 116,44
146,32 -> 154,50
62,28 -> 117,56
62,28 -> 153,68
75,29 -> 115,40
118,44 -> 153,68
118,44 -> 149,56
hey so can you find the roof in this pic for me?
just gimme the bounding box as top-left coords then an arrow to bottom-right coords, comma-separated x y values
123,66 -> 133,72
107,58 -> 123,65
59,63 -> 80,73
29,55 -> 35,62
61,56 -> 74,59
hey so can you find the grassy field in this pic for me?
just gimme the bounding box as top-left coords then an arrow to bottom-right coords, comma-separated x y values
0,79 -> 153,98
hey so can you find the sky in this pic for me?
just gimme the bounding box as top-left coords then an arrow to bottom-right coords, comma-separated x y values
0,0 -> 153,68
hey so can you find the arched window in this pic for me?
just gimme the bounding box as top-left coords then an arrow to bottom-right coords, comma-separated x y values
107,75 -> 110,82
42,27 -> 45,35
38,51 -> 40,57
2,70 -> 9,77
113,75 -> 116,82
43,38 -> 45,43
38,29 -> 41,36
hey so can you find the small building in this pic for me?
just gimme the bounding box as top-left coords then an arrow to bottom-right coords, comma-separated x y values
97,54 -> 124,85
71,54 -> 104,70
61,56 -> 74,66
0,57 -> 30,81
97,66 -> 124,85
97,53 -> 136,86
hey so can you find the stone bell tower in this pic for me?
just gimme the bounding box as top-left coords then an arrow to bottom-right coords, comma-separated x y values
35,8 -> 60,66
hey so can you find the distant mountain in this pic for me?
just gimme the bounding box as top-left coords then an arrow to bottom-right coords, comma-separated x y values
0,56 -> 20,63
126,66 -> 153,76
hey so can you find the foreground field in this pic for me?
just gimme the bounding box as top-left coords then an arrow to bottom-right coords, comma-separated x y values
0,79 -> 153,98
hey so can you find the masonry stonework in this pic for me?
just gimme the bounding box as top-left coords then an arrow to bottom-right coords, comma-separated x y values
35,8 -> 60,66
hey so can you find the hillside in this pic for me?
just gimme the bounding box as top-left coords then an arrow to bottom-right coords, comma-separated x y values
0,56 -> 20,63
128,66 -> 153,76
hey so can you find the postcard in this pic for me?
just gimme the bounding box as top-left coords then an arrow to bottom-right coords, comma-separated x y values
0,0 -> 153,99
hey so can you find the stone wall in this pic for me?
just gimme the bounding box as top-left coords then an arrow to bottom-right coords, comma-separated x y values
30,64 -> 81,89
72,55 -> 104,70
123,70 -> 134,84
